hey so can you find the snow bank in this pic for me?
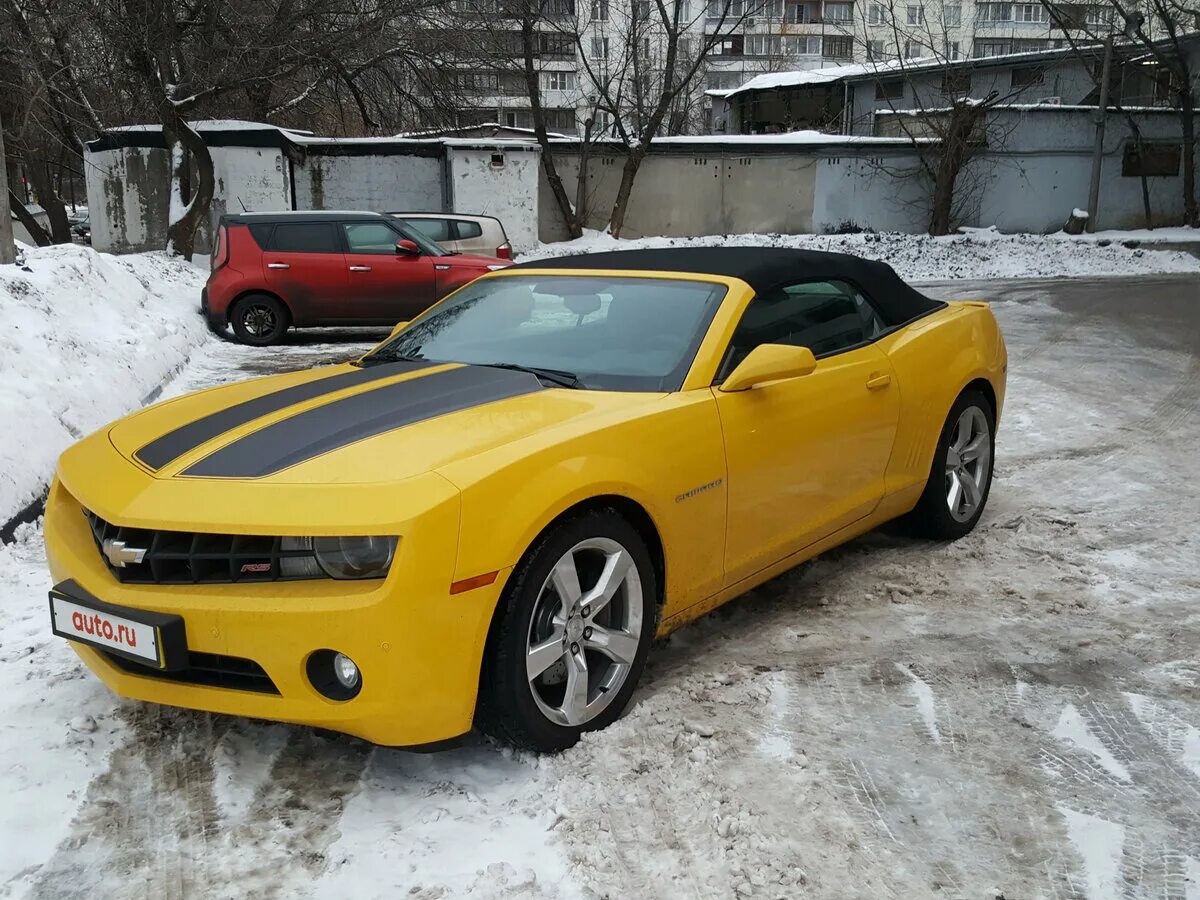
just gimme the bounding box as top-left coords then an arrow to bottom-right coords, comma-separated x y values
0,244 -> 208,525
526,229 -> 1200,281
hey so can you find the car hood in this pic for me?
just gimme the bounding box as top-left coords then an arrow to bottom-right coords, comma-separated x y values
100,361 -> 663,486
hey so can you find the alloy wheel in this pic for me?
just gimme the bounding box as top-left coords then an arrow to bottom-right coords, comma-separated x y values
243,304 -> 277,337
525,537 -> 644,727
945,405 -> 991,523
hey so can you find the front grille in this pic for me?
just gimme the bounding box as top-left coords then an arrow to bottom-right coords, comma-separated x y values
102,649 -> 280,694
85,510 -> 317,585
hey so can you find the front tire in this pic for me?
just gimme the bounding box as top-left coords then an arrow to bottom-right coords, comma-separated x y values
229,294 -> 289,346
905,388 -> 996,540
477,509 -> 657,752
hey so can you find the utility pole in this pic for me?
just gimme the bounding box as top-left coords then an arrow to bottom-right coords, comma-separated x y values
0,108 -> 15,264
1087,33 -> 1114,234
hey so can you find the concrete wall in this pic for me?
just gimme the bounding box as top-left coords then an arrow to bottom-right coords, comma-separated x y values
540,148 -> 820,241
976,107 -> 1196,231
445,145 -> 541,252
85,146 -> 171,254
812,153 -> 931,233
291,152 -> 443,212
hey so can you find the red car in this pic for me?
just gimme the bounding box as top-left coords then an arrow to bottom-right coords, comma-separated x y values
203,211 -> 512,345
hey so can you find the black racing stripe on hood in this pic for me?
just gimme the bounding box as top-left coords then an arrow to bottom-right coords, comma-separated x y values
135,360 -> 433,470
181,365 -> 544,479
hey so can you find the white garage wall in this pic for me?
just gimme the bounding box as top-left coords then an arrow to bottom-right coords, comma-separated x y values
445,145 -> 542,253
292,153 -> 444,213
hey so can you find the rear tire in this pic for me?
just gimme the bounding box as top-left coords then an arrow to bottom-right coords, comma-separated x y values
229,294 -> 289,346
905,388 -> 995,540
476,509 -> 657,752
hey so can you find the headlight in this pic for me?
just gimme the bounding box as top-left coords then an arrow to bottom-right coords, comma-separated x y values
279,536 -> 398,580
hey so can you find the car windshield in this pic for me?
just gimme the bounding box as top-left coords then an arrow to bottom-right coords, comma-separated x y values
362,274 -> 728,391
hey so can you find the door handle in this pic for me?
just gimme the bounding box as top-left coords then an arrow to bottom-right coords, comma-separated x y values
349,266 -> 372,272
866,372 -> 892,390
267,262 -> 289,269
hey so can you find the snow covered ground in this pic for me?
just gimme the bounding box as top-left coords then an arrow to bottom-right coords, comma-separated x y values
0,244 -> 208,524
524,228 -> 1200,280
2,238 -> 1200,899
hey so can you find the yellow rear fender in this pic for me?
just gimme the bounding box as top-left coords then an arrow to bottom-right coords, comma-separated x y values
879,302 -> 1007,498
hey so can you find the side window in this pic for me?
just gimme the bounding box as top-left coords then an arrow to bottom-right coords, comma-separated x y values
454,220 -> 484,240
268,223 -> 340,253
402,218 -> 453,243
722,279 -> 887,375
343,222 -> 403,254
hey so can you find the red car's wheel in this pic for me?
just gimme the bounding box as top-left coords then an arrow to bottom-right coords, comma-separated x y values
230,294 -> 289,346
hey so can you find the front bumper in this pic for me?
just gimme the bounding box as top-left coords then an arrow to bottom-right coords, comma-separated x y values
43,478 -> 509,747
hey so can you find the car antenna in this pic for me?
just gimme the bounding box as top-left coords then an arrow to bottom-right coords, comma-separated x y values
237,197 -> 248,212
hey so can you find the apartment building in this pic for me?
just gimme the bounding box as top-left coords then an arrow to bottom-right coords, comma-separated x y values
440,0 -> 1132,134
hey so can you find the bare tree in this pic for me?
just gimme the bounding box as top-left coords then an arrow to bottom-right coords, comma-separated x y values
1042,0 -> 1199,227
576,0 -> 759,236
851,0 -> 1042,233
66,0 -> 450,257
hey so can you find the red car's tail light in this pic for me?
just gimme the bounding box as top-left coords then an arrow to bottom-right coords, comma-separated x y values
495,243 -> 512,260
211,224 -> 229,271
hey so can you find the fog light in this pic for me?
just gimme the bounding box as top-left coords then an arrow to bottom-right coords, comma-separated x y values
307,649 -> 362,701
333,653 -> 359,689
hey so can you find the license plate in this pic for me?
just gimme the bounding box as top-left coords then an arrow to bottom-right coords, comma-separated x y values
49,580 -> 187,671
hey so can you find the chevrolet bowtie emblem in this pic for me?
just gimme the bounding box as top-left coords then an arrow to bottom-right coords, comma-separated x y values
102,539 -> 148,568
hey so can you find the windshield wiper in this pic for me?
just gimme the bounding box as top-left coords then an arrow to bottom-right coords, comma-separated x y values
481,362 -> 583,389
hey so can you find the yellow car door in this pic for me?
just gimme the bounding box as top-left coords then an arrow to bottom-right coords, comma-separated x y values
713,279 -> 902,584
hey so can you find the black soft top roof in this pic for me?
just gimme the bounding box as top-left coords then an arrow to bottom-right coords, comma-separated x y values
520,247 -> 944,326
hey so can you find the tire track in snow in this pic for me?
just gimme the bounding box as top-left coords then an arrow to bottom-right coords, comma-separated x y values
28,709 -> 371,900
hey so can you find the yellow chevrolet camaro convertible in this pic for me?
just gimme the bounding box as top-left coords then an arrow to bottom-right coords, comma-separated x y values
45,248 -> 1006,752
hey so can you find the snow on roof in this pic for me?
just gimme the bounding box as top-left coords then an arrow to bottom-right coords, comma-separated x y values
643,130 -> 934,146
727,62 -> 881,97
395,122 -> 567,139
107,120 -> 314,135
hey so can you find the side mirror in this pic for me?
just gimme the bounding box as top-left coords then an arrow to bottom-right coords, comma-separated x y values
718,344 -> 817,392
387,320 -> 410,338
395,239 -> 420,256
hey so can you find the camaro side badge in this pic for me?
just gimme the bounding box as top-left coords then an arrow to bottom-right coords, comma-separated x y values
675,479 -> 723,503
102,539 -> 148,568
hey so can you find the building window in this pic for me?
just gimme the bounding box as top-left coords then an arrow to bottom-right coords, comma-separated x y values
545,0 -> 575,14
868,2 -> 885,22
825,2 -> 853,22
942,69 -> 971,94
761,0 -> 785,16
875,78 -> 904,99
1010,38 -> 1049,52
713,35 -> 745,55
745,34 -> 782,55
679,37 -> 693,58
1015,2 -> 1048,21
977,2 -> 1013,20
708,0 -> 750,16
782,34 -> 822,54
706,70 -> 743,90
944,4 -> 961,25
824,35 -> 853,58
975,39 -> 1011,56
591,0 -> 609,20
1122,141 -> 1181,177
904,39 -> 924,58
591,36 -> 609,57
1010,64 -> 1045,86
1086,4 -> 1113,25
945,39 -> 961,59
867,39 -> 886,59
539,33 -> 575,57
787,1 -> 821,23
543,71 -> 576,91
906,5 -> 923,23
